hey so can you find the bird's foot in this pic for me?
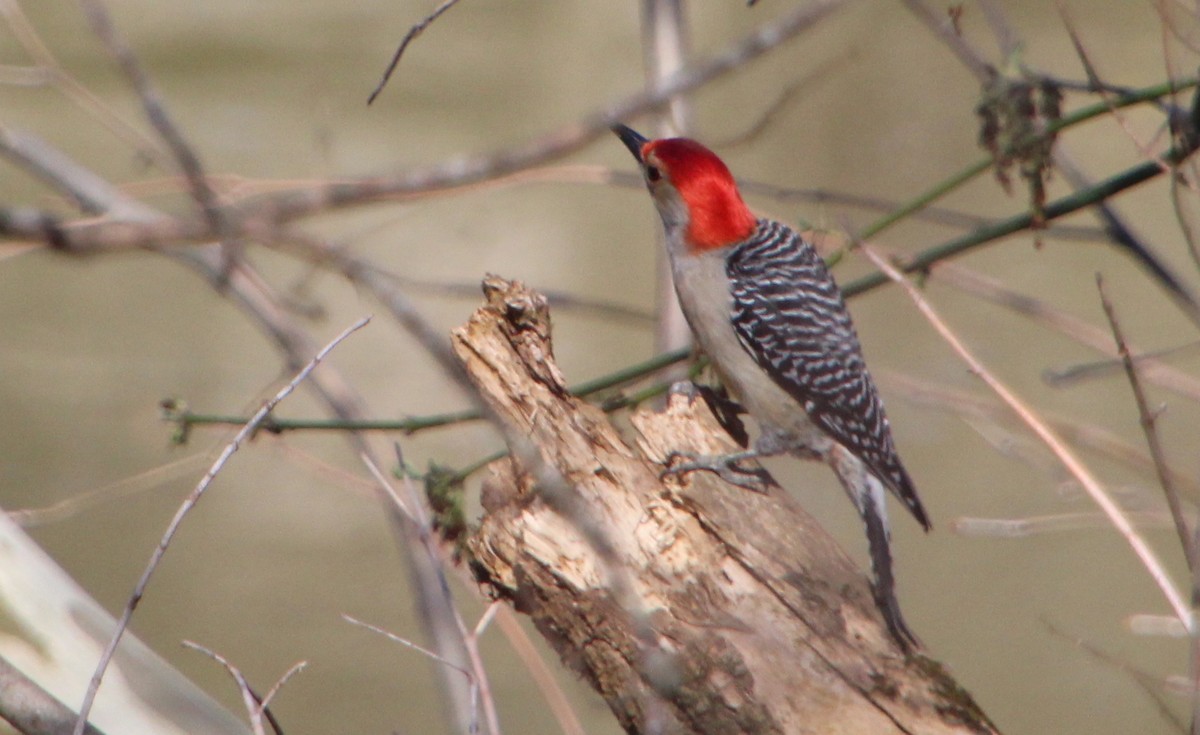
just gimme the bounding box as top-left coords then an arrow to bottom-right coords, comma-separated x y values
661,449 -> 778,494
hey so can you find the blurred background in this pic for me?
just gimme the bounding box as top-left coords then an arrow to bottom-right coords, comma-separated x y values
2,0 -> 1199,732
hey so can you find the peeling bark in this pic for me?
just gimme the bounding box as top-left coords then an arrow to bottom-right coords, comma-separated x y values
451,275 -> 997,735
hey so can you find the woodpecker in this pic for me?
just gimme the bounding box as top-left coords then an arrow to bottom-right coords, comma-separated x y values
613,124 -> 930,649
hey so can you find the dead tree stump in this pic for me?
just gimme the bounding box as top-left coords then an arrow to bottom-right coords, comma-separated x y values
450,275 -> 996,735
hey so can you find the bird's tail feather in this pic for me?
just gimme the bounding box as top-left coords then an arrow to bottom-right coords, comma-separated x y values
831,446 -> 921,651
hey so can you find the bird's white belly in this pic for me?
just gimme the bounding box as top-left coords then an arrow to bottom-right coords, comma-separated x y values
670,249 -> 824,447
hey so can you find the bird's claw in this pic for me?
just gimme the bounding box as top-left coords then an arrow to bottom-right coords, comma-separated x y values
661,451 -> 777,494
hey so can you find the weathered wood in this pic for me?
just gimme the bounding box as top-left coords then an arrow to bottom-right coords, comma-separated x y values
452,275 -> 996,735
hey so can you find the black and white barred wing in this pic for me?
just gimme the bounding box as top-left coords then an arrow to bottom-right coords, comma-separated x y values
725,221 -> 930,529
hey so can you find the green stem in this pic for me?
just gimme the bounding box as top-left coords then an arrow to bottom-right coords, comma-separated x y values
163,408 -> 482,435
163,347 -> 695,435
448,449 -> 510,485
844,139 -> 1198,298
857,77 -> 1196,244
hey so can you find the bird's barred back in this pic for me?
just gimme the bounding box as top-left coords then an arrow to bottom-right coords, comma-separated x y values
725,220 -> 930,529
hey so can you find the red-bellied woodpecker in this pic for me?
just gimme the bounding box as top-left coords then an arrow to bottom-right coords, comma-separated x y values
613,124 -> 931,649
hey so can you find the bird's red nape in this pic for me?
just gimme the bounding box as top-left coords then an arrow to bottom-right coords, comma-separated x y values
644,138 -> 757,252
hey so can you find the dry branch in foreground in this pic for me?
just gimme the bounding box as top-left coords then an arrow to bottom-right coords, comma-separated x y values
451,276 -> 997,735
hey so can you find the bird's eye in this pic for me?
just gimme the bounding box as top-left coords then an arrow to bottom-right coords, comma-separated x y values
645,165 -> 662,183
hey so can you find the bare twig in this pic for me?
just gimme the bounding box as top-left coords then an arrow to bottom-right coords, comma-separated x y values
738,177 -> 1108,241
0,125 -> 164,220
267,0 -> 848,224
977,0 -> 1021,62
1096,277 -> 1194,570
931,263 -> 1200,402
358,448 -> 500,735
858,244 -> 1192,629
77,0 -> 230,244
714,50 -> 852,149
639,0 -> 694,363
1044,620 -> 1188,732
259,661 -> 308,718
181,643 -> 261,735
8,452 -> 210,528
452,602 -> 501,735
953,511 -> 1177,538
1041,340 -> 1200,388
1129,613 -> 1189,638
0,0 -> 168,164
395,440 -> 502,735
0,654 -> 107,735
343,614 -> 481,733
182,641 -> 300,735
343,614 -> 472,676
368,0 -> 466,104
900,0 -> 994,83
1058,7 -> 1175,172
640,0 -> 692,135
493,607 -> 587,735
73,316 -> 371,735
890,371 -> 1200,503
1055,145 -> 1200,325
360,451 -> 419,523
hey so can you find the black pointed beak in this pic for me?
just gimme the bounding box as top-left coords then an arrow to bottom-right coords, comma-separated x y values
611,124 -> 648,163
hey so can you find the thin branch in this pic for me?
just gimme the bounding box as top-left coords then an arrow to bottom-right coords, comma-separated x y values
1129,613 -> 1189,638
161,405 -> 482,437
8,452 -> 210,527
259,661 -> 308,714
164,342 -> 686,436
977,0 -> 1021,62
714,50 -> 851,149
858,244 -> 1193,629
0,654 -> 107,735
1044,620 -> 1188,733
846,75 -> 1198,256
931,263 -> 1200,402
1191,520 -> 1200,735
342,614 -> 471,676
359,451 -> 419,523
358,446 -> 500,735
853,143 -> 1200,298
343,614 -> 483,734
1042,340 -> 1200,388
953,511 -> 1177,538
888,371 -> 1200,504
181,641 -> 292,735
739,177 -> 1107,241
0,0 -> 168,164
899,0 -> 994,83
1057,7 -> 1176,173
73,316 -> 371,735
264,0 -> 848,223
641,0 -> 692,135
368,0 -> 466,104
0,125 -> 164,219
1056,149 -> 1200,325
1096,277 -> 1194,571
76,0 -> 229,242
493,607 -> 587,735
385,441 -> 502,735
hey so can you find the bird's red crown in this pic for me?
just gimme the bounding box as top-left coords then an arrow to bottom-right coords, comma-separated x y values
642,137 -> 757,252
